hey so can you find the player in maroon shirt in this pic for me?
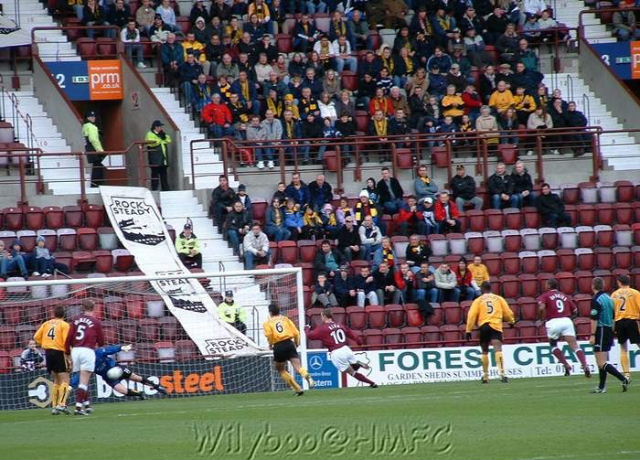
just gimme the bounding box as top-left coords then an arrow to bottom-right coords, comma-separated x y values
305,309 -> 378,388
537,279 -> 590,377
65,300 -> 104,415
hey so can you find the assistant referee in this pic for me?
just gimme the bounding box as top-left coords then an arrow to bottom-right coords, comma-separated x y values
34,306 -> 71,414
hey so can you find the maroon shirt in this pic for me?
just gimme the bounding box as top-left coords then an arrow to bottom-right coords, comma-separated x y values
536,290 -> 576,320
65,314 -> 105,352
306,321 -> 361,351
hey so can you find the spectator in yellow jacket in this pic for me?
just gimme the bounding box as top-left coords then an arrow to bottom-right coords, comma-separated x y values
488,81 -> 515,115
441,84 -> 465,122
469,255 -> 490,296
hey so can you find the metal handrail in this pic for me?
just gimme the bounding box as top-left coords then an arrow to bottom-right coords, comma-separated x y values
582,93 -> 591,126
566,73 -> 574,102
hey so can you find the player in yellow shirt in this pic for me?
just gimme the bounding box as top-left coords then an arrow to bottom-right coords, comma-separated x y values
465,281 -> 516,384
33,306 -> 71,414
611,274 -> 640,380
263,303 -> 314,395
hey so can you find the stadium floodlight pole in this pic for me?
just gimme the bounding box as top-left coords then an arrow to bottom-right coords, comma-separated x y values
296,267 -> 309,391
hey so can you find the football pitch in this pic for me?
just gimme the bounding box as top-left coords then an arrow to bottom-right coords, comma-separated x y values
0,375 -> 638,460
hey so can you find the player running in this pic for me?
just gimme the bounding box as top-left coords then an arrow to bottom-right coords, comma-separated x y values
465,281 -> 516,384
71,344 -> 167,398
305,308 -> 378,388
263,303 -> 315,395
65,300 -> 104,415
611,274 -> 640,381
537,278 -> 590,377
34,306 -> 72,415
590,277 -> 630,393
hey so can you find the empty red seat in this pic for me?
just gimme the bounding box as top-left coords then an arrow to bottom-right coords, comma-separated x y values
595,247 -> 614,270
518,297 -> 538,320
401,326 -> 422,348
72,251 -> 96,271
24,206 -> 44,230
498,144 -> 518,164
518,274 -> 539,297
0,351 -> 11,373
574,318 -> 591,338
575,248 -> 595,271
0,326 -> 17,350
57,228 -> 77,251
105,298 -> 125,320
299,262 -> 314,286
466,210 -> 486,232
539,228 -> 558,249
159,316 -> 178,341
118,319 -> 138,343
2,207 -> 23,230
297,240 -> 317,263
363,328 -> 383,346
383,327 -> 403,348
175,340 -> 198,361
63,206 -> 83,227
595,225 -> 614,247
614,246 -> 632,269
562,184 -> 579,204
77,227 -> 99,251
93,250 -> 113,273
537,250 -> 558,272
502,230 -> 522,252
523,207 -> 540,229
102,321 -> 118,344
520,251 -> 538,274
306,307 -> 324,327
251,200 -> 267,225
595,203 -> 615,225
126,296 -> 145,319
427,306 -> 443,326
615,180 -> 635,202
500,274 -> 520,298
503,324 -> 518,344
516,320 -> 537,341
42,206 -> 63,229
466,232 -> 485,254
442,302 -> 461,324
577,204 -> 596,226
557,248 -> 577,271
504,208 -> 524,230
485,209 -> 504,230
386,304 -> 405,327
76,37 -> 97,58
574,294 -> 592,317
594,269 -> 613,291
503,252 -> 520,275
395,148 -> 413,169
557,272 -> 577,295
614,203 -> 633,225
139,318 -> 159,341
278,241 -> 298,264
576,226 -> 595,247
84,204 -> 105,228
113,249 -> 135,272
276,33 -> 293,53
421,325 -> 441,345
441,325 -> 461,346
575,270 -> 594,294
366,305 -> 386,328
347,306 -> 367,329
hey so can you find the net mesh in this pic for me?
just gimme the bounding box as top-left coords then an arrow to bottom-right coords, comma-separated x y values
0,269 -> 302,410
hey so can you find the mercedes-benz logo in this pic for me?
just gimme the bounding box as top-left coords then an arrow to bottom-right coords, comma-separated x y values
309,355 -> 323,370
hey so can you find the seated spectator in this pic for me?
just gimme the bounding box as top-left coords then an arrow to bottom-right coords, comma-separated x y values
243,222 -> 270,269
175,222 -> 202,269
435,262 -> 460,302
354,265 -> 379,307
336,196 -> 354,225
312,272 -> 339,307
462,84 -> 483,121
261,109 -> 282,165
427,47 -> 453,74
356,73 -> 377,108
368,110 -> 391,161
300,113 -> 324,163
32,236 -> 54,277
224,201 -> 251,255
179,53 -> 204,109
373,237 -> 397,270
265,198 -> 290,241
254,53 -> 274,86
398,196 -> 426,236
488,80 -> 515,115
405,234 -> 432,274
476,105 -> 500,146
394,47 -> 415,88
566,101 -> 590,157
470,255 -> 490,294
337,216 -> 361,262
246,114 -> 270,169
285,173 -> 310,208
136,0 -> 156,36
511,161 -> 535,208
516,39 -> 539,71
156,0 -> 177,31
437,115 -> 460,145
334,264 -> 355,307
527,106 -> 554,155
364,178 -> 380,207
538,10 -> 567,43
121,19 -> 145,68
150,16 -> 171,43
83,0 -> 113,39
420,197 -> 439,235
499,107 -> 520,145
334,112 -> 356,160
389,109 -> 411,145
303,206 -> 325,240
488,162 -> 517,209
322,71 -> 342,101
375,262 -> 401,305
495,23 -> 520,66
478,65 -> 497,104
210,174 -> 237,226
160,33 -> 184,86
454,257 -> 479,301
522,15 -> 542,43
193,17 -> 210,45
415,261 -> 439,305
272,182 -> 287,204
446,65 -> 467,95
450,164 -> 483,210
283,198 -> 304,240
202,93 -> 234,138
428,65 -> 448,97
320,203 -> 339,238
231,71 -> 260,115
347,10 -> 373,51
192,74 -> 213,112
512,62 -> 543,96
216,53 -> 239,82
307,174 -> 332,212
20,339 -> 44,371
376,167 -> 404,215
217,290 -> 248,335
464,28 -> 494,69
233,184 -> 252,219
512,85 -> 537,126
183,32 -> 210,76
434,191 -> 461,233
537,183 -> 571,227
358,215 -> 383,261
369,88 -> 395,117
318,92 -> 338,122
294,14 -> 320,52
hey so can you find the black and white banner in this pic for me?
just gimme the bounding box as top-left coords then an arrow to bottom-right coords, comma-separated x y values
0,17 -> 31,48
100,186 -> 263,357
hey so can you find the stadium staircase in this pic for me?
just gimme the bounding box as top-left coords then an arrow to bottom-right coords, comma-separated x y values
554,0 -> 616,43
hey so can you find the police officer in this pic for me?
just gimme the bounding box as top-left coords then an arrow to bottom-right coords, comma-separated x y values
83,110 -> 105,187
217,290 -> 248,335
145,120 -> 172,191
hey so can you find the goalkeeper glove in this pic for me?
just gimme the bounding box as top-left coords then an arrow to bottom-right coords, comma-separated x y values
465,332 -> 472,341
122,344 -> 133,352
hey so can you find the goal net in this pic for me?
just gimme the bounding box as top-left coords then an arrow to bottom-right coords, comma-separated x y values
0,267 -> 305,410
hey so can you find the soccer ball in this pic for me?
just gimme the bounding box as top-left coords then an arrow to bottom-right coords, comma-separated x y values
106,366 -> 124,381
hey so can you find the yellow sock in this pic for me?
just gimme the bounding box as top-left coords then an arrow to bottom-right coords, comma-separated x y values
51,384 -> 60,407
496,351 -> 505,377
481,354 -> 489,379
60,384 -> 71,407
620,351 -> 630,376
299,367 -> 309,379
280,371 -> 302,392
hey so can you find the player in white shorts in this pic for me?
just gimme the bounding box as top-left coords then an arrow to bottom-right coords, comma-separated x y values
71,347 -> 96,372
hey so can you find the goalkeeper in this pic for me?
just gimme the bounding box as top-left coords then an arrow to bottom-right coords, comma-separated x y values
71,344 -> 166,399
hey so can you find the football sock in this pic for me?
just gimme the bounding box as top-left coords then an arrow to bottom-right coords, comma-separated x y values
481,353 -> 489,379
60,384 -> 71,407
76,384 -> 88,407
279,371 -> 302,392
620,351 -> 630,376
552,348 -> 570,368
575,349 -> 588,369
598,366 -> 607,389
604,363 -> 626,382
353,372 -> 375,385
52,384 -> 60,407
299,368 -> 310,379
496,351 -> 505,377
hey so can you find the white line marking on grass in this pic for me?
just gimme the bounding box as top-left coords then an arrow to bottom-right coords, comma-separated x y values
516,450 -> 640,460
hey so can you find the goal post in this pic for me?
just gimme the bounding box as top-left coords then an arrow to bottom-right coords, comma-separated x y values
0,267 -> 307,410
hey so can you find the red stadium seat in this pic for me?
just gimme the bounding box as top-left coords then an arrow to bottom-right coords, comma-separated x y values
402,326 -> 422,348
77,227 -> 99,251
562,184 -> 579,204
113,249 -> 135,272
519,251 -> 538,274
251,200 -> 268,224
595,203 -> 615,226
94,250 -> 114,273
502,230 -> 522,252
139,318 -> 159,342
84,204 -> 105,228
538,250 -> 558,273
614,203 -> 633,225
500,275 -> 520,298
490,276 -> 502,296
383,328 -> 403,348
574,294 -> 592,317
595,248 -> 614,270
104,297 -> 125,320
518,297 -> 538,320
441,325 -> 461,346
0,351 -> 12,373
540,228 -> 558,249
76,37 -> 97,58
557,272 -> 577,295
516,321 -> 537,341
575,270 -> 594,294
102,321 -> 118,345
278,241 -> 298,264
595,225 -> 614,247
0,325 -> 17,350
523,207 -> 540,229
557,249 -> 577,272
16,230 -> 36,252
594,269 -> 614,291
366,305 -> 386,328
299,262 -> 314,286
276,33 -> 293,53
386,304 -> 405,327
503,208 -> 524,230
72,251 -> 96,271
466,210 -> 486,232
347,306 -> 367,329
158,317 -> 178,341
330,307 -> 346,325
615,180 -> 635,202
427,306 -> 443,326
125,296 -> 145,319
485,209 -> 504,231
118,319 -> 139,344
574,318 -> 591,338
503,324 -> 518,344
614,246 -> 632,270
442,302 -> 461,324
57,228 -> 77,251
363,329 -> 383,346
518,274 -> 539,297
2,207 -> 23,231
466,232 -> 484,254
297,240 -> 317,263
575,248 -> 595,271
502,252 -> 520,275
306,307 -> 324,327
420,325 -> 440,345
63,206 -> 83,228
577,204 -> 596,226
576,226 -> 595,247
24,206 -> 44,230
175,340 -> 198,361
498,144 -> 518,164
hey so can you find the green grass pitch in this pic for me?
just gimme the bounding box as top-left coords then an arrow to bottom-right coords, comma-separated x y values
1,375 -> 638,460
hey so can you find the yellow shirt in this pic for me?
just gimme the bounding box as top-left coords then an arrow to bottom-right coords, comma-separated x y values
34,318 -> 70,352
612,287 -> 640,321
488,89 -> 515,113
466,293 -> 515,333
469,263 -> 490,285
513,94 -> 536,112
441,95 -> 464,118
263,315 -> 300,346
183,40 -> 207,63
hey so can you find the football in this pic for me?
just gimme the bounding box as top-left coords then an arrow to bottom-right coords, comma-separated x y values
106,366 -> 124,381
